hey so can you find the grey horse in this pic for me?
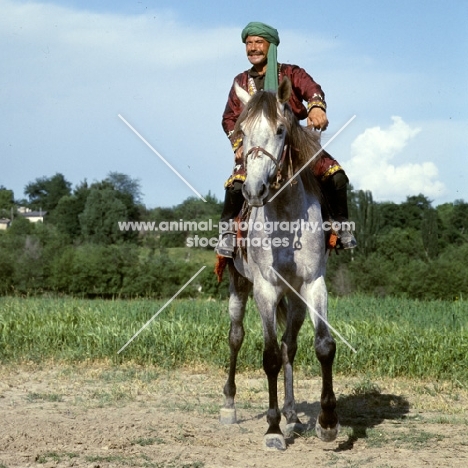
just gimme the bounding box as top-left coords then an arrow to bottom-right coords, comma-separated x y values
219,77 -> 340,450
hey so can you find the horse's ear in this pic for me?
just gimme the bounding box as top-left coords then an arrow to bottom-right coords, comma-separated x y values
277,77 -> 292,104
234,81 -> 251,106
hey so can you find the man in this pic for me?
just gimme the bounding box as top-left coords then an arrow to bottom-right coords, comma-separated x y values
216,21 -> 356,257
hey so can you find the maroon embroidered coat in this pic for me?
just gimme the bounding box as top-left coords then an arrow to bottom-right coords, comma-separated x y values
222,63 -> 327,149
221,63 -> 343,186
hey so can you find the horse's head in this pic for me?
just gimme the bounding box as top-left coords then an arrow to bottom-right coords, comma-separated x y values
235,78 -> 292,207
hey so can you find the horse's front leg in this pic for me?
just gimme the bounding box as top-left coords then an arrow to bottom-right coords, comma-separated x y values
220,266 -> 251,424
305,276 -> 340,442
280,295 -> 307,436
255,288 -> 286,451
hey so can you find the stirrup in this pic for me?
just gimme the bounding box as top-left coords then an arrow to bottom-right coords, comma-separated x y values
337,223 -> 357,250
215,231 -> 236,258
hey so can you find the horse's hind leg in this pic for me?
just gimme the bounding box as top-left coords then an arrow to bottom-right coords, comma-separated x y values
305,276 -> 339,442
220,266 -> 251,425
280,295 -> 307,436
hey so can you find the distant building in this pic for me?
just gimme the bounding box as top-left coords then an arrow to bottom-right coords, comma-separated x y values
0,218 -> 11,230
18,207 -> 47,223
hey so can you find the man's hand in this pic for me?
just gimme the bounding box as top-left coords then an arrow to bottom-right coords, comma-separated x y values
307,108 -> 329,131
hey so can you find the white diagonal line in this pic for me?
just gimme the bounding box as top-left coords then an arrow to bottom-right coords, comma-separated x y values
117,266 -> 206,354
269,266 -> 357,353
118,114 -> 207,202
268,115 -> 357,203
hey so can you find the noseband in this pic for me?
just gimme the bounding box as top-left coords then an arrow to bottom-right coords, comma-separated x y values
244,143 -> 292,190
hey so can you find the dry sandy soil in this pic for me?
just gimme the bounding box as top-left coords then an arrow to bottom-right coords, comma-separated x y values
1,362 -> 467,468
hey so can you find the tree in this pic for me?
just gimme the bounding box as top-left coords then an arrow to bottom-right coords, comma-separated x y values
90,173 -> 143,237
0,186 -> 14,210
450,199 -> 468,243
79,188 -> 128,244
48,180 -> 91,240
105,172 -> 143,204
351,189 -> 379,257
0,186 -> 15,220
421,208 -> 439,259
145,192 -> 222,248
24,173 -> 72,212
379,194 -> 433,232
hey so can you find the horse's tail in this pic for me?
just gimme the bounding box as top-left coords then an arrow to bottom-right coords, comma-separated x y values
276,297 -> 289,332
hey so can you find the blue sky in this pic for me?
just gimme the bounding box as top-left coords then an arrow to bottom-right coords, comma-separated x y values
1,0 -> 467,208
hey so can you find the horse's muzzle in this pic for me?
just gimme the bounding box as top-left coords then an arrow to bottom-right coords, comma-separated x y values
242,182 -> 269,207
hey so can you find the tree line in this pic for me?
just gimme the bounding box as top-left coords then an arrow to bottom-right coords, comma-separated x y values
0,172 -> 467,300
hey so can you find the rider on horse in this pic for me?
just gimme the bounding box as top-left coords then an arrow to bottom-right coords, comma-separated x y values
216,21 -> 357,257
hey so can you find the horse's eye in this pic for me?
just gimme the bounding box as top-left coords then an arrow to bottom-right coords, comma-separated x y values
276,127 -> 284,136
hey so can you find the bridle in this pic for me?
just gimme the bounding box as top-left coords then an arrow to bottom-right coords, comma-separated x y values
243,142 -> 293,190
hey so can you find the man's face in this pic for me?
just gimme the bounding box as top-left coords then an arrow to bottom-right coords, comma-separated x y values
245,36 -> 270,68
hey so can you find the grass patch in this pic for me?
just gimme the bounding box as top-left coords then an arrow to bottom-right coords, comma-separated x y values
395,429 -> 444,447
1,296 -> 467,381
365,427 -> 445,449
36,451 -> 78,463
84,454 -> 204,468
131,437 -> 160,446
87,387 -> 133,407
26,392 -> 63,403
98,367 -> 160,383
85,455 -> 128,463
351,378 -> 382,396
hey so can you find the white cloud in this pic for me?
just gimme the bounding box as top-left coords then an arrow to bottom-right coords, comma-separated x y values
1,0 -> 464,208
344,116 -> 446,202
0,0 -> 243,205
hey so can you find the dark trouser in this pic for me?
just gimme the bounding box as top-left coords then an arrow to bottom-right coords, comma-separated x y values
320,170 -> 349,222
220,181 -> 245,226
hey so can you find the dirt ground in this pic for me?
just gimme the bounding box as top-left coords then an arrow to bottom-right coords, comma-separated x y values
0,362 -> 467,468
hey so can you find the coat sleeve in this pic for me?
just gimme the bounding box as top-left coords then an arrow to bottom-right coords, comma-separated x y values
221,73 -> 246,151
287,65 -> 327,115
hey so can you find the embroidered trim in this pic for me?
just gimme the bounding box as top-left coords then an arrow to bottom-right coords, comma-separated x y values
224,173 -> 246,188
307,100 -> 327,112
232,137 -> 242,152
321,164 -> 343,181
248,76 -> 257,96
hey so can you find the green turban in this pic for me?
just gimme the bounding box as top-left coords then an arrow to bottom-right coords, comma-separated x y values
241,22 -> 280,92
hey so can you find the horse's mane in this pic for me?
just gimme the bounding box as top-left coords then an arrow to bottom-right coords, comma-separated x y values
233,91 -> 322,199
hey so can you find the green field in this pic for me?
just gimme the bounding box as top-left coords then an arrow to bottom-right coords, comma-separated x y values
1,296 -> 467,382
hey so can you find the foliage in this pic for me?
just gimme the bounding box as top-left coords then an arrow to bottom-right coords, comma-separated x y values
0,186 -> 15,216
349,189 -> 379,257
145,192 -> 222,248
24,173 -> 72,212
379,194 -> 433,232
1,172 -> 467,300
327,193 -> 468,300
0,296 -> 467,383
79,188 -> 128,244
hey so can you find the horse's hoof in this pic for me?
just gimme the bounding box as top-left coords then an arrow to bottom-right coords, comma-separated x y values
284,422 -> 307,437
263,433 -> 286,451
315,419 -> 340,442
219,407 -> 237,425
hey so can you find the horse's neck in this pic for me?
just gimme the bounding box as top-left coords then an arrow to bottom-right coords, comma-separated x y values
267,178 -> 315,220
